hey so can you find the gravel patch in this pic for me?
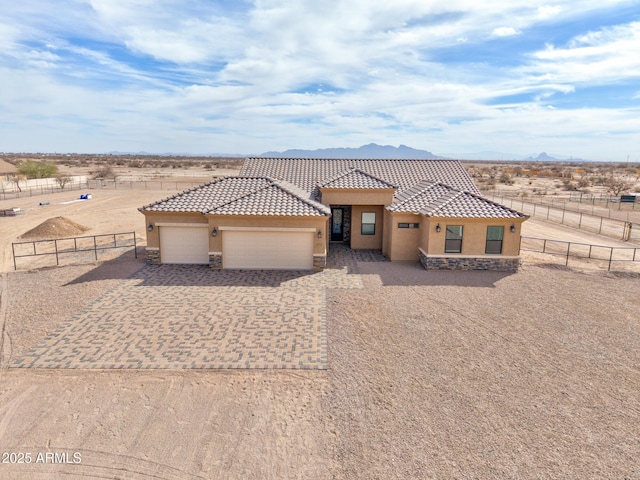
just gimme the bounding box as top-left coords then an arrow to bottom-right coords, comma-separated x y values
2,250 -> 145,366
325,261 -> 639,479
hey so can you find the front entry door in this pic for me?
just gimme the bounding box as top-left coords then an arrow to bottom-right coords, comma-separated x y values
331,208 -> 344,241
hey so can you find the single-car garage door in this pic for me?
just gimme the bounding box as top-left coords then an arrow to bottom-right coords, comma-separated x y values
222,230 -> 314,270
159,225 -> 209,264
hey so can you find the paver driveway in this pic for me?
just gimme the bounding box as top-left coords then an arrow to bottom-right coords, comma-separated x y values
13,245 -> 386,369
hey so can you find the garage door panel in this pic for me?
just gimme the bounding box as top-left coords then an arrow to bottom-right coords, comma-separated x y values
223,230 -> 313,270
160,226 -> 209,264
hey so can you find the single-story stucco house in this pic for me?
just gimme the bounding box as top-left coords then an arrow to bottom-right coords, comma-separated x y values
139,157 -> 527,271
0,158 -> 18,182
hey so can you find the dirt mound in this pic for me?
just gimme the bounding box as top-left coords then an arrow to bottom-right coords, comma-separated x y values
20,216 -> 90,239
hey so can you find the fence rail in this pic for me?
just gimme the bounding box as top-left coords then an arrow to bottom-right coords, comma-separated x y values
87,178 -> 221,191
520,236 -> 639,271
0,178 -> 220,200
0,181 -> 89,200
484,193 -> 639,242
12,232 -> 137,270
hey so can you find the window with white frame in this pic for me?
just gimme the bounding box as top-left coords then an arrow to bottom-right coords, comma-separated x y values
361,212 -> 376,235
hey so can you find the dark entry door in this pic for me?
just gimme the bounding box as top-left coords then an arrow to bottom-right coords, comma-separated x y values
331,208 -> 344,241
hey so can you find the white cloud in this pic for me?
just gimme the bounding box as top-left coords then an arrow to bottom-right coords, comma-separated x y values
525,21 -> 640,84
493,27 -> 520,37
536,5 -> 562,19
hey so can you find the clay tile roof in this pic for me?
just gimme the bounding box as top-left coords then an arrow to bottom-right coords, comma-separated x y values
241,157 -> 479,194
210,183 -> 330,216
318,168 -> 397,189
139,177 -> 271,213
387,180 -> 525,219
421,191 -> 525,218
139,176 -> 330,217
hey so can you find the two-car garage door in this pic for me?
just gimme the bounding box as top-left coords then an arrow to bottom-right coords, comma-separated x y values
222,229 -> 314,270
158,225 -> 315,270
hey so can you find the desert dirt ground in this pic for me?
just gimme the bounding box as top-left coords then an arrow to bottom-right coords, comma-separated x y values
0,174 -> 639,478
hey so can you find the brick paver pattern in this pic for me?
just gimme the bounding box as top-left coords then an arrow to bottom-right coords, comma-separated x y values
13,245 -> 386,370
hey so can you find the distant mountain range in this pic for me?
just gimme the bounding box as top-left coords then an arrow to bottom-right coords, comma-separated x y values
260,143 -> 443,159
261,144 -> 586,161
100,145 -> 587,161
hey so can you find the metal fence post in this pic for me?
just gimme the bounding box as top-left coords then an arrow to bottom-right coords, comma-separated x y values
608,248 -> 613,271
54,239 -> 59,266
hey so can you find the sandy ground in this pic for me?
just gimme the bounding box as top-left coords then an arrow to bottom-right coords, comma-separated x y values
0,176 -> 639,478
1,257 -> 638,478
0,187 -> 182,273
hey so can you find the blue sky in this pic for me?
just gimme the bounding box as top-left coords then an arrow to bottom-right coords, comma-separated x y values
1,1 -> 639,161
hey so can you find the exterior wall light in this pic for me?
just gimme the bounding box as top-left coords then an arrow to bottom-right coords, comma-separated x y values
212,228 -> 218,237
435,223 -> 441,233
147,224 -> 154,232
317,230 -> 322,239
510,224 -> 516,233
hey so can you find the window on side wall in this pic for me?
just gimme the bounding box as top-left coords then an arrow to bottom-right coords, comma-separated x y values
445,225 -> 463,253
485,226 -> 504,254
361,212 -> 376,235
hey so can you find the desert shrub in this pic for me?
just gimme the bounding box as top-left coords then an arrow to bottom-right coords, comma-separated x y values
499,172 -> 514,185
55,175 -> 73,189
92,166 -> 116,179
577,178 -> 591,189
17,160 -> 58,179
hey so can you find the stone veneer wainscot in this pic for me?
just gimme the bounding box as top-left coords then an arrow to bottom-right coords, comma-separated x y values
418,248 -> 520,271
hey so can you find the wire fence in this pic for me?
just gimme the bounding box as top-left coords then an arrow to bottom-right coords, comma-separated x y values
484,193 -> 639,243
87,179 -> 215,191
12,232 -> 137,270
520,236 -> 640,272
0,181 -> 89,201
568,191 -> 639,210
0,178 -> 222,200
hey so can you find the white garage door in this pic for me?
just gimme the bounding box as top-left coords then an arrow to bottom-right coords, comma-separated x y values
222,230 -> 314,270
159,226 -> 209,264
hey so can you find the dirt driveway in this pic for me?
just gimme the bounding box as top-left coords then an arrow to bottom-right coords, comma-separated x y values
1,248 -> 639,478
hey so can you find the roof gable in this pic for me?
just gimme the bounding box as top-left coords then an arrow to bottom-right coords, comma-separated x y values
139,176 -> 329,217
388,180 -> 524,219
318,168 -> 397,190
209,182 -> 330,216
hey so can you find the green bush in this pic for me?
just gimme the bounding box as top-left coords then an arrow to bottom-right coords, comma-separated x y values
17,160 -> 58,179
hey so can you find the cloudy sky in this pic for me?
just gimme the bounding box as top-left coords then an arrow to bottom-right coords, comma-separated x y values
1,1 -> 640,160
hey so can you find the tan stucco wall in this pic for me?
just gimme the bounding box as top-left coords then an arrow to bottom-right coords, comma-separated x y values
382,210 -> 391,256
350,205 -> 384,250
141,212 -> 209,249
319,188 -> 395,206
206,214 -> 329,255
421,217 -> 525,256
142,212 -> 329,255
387,212 -> 422,261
